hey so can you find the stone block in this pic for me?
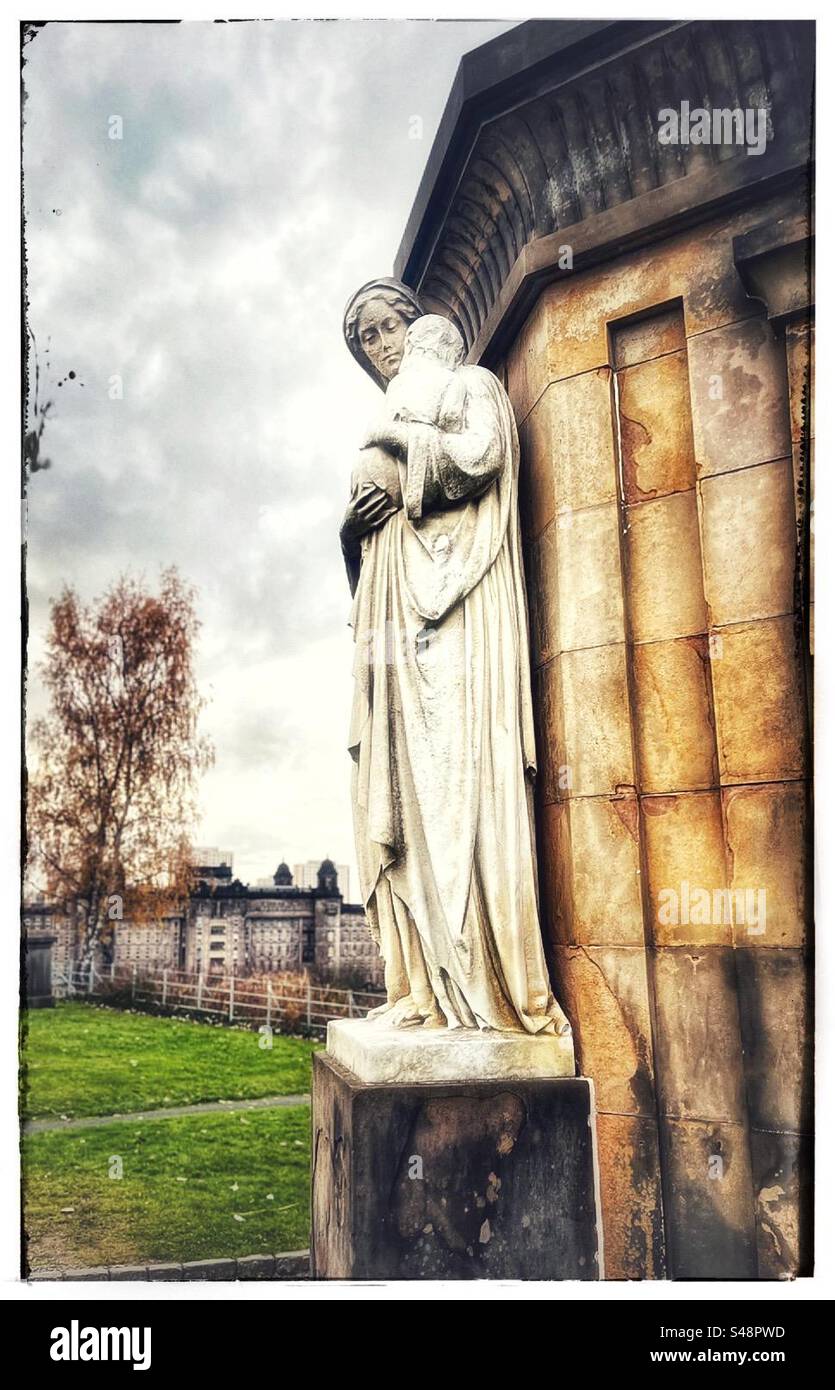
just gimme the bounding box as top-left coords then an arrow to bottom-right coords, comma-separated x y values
632,637 -> 718,793
711,616 -> 808,784
554,945 -> 656,1118
722,781 -> 809,947
700,456 -> 797,626
532,657 -> 563,805
548,368 -> 619,513
595,1112 -> 665,1280
688,316 -> 792,477
525,522 -> 559,668
181,1258 -> 236,1281
507,294 -> 564,424
109,1265 -> 148,1281
625,490 -> 707,642
662,1118 -> 757,1279
652,947 -> 746,1123
518,387 -> 557,539
273,1251 -> 310,1279
556,504 -> 624,651
537,800 -> 570,954
642,791 -> 730,947
750,1129 -> 813,1279
311,1053 -> 601,1280
235,1255 -> 276,1281
327,1018 -> 575,1085
145,1263 -> 183,1281
541,795 -> 644,947
736,948 -> 812,1135
559,643 -> 635,797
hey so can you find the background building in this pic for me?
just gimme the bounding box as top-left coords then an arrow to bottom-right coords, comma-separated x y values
293,860 -> 351,902
25,854 -> 381,987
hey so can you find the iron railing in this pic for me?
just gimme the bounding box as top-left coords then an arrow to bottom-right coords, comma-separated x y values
51,962 -> 383,1038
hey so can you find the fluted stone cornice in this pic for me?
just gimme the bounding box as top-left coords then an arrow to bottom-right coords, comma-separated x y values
396,19 -> 814,359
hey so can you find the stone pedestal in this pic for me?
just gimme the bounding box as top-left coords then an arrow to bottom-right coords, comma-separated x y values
311,1022 -> 602,1280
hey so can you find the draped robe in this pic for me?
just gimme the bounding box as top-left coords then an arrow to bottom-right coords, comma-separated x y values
347,364 -> 568,1035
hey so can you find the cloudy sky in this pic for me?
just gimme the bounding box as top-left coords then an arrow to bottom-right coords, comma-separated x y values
22,17 -> 512,897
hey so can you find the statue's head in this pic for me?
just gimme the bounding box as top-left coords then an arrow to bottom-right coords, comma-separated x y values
343,278 -> 424,390
402,314 -> 465,371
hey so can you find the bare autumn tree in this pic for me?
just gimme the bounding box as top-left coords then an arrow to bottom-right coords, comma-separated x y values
27,569 -> 214,973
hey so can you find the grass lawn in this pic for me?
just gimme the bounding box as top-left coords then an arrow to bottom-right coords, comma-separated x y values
22,1002 -> 319,1120
23,1105 -> 310,1270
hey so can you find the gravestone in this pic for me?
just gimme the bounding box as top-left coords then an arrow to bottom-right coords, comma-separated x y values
25,932 -> 56,1009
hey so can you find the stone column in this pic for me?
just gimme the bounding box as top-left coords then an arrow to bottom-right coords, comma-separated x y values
507,190 -> 812,1279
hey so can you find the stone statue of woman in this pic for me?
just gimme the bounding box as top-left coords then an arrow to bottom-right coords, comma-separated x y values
340,277 -> 571,1040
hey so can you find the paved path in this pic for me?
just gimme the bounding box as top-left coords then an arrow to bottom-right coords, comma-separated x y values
23,1092 -> 310,1135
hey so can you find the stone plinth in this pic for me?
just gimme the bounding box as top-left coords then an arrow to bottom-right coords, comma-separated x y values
311,1048 -> 602,1280
327,1017 -> 576,1084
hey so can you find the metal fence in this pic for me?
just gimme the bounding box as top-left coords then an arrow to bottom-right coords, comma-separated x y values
52,962 -> 384,1038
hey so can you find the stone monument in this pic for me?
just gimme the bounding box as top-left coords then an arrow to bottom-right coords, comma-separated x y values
310,277 -> 601,1280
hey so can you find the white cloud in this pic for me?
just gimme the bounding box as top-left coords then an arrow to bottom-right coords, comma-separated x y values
23,17 -> 513,888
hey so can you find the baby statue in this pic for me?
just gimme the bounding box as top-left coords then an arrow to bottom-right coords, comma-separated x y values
351,314 -> 467,507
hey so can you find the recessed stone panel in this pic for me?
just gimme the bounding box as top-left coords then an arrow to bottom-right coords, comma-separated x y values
710,616 -> 808,784
688,316 -> 792,477
556,504 -> 625,651
625,490 -> 707,642
653,946 -> 747,1123
700,457 -> 797,627
722,782 -> 809,948
613,306 -> 686,370
617,351 -> 697,503
632,637 -> 718,793
642,792 -> 730,946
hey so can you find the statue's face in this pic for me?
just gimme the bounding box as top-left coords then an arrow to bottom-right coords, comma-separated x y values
357,298 -> 408,381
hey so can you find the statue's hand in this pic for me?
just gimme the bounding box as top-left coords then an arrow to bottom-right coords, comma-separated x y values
340,481 -> 399,548
353,445 -> 402,505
